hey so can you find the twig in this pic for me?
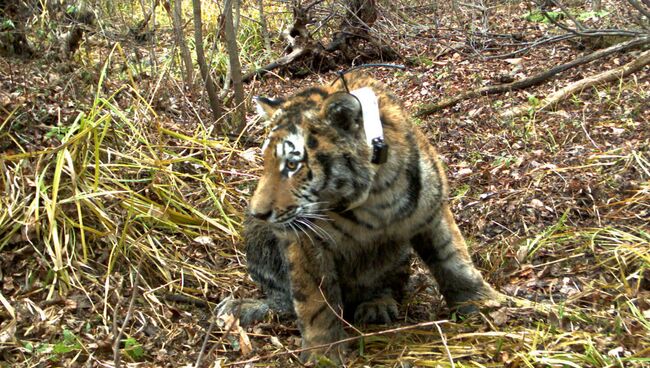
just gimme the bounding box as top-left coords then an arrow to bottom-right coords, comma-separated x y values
580,118 -> 600,150
539,1 -> 644,37
485,33 -> 576,60
194,304 -> 221,368
195,299 -> 243,367
113,259 -> 144,368
544,0 -> 586,31
318,279 -> 362,335
164,293 -> 210,308
224,319 -> 450,366
111,276 -> 124,368
434,322 -> 455,368
416,36 -> 650,117
501,49 -> 650,118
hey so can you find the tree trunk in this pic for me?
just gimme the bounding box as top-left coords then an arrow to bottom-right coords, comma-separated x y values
192,0 -> 223,124
224,0 -> 246,133
171,0 -> 194,92
257,0 -> 272,53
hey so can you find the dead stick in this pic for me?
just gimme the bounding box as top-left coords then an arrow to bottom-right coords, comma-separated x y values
435,322 -> 456,368
242,47 -> 309,83
502,49 -> 650,118
113,260 -> 144,368
415,36 -> 650,117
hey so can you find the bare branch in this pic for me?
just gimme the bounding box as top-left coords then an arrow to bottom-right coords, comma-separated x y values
502,49 -> 650,118
485,33 -> 576,60
416,36 -> 650,116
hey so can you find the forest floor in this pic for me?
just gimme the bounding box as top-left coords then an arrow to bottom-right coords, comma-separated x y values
1,1 -> 649,367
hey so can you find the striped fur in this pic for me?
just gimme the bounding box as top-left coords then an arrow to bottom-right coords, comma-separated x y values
223,73 -> 497,363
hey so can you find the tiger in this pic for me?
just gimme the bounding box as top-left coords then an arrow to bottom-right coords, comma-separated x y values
218,72 -> 498,363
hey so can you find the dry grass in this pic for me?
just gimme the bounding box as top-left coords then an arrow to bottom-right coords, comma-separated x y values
1,0 -> 649,367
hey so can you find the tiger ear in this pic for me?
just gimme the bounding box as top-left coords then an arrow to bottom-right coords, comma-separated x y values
322,92 -> 362,131
254,96 -> 284,120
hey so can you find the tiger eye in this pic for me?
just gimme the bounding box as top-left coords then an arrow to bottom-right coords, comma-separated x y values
286,161 -> 298,170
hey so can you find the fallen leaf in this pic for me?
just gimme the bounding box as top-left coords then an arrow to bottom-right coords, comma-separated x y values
270,335 -> 283,348
239,328 -> 253,356
489,307 -> 509,326
239,148 -> 258,163
456,168 -> 473,178
193,236 -> 214,246
530,198 -> 544,209
0,320 -> 16,343
504,58 -> 522,65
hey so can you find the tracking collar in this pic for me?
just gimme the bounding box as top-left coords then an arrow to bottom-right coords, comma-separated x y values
350,87 -> 388,165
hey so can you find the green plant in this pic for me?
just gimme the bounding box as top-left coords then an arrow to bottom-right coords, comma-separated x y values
52,330 -> 82,355
124,337 -> 145,360
45,126 -> 70,140
524,10 -> 563,23
576,10 -> 610,21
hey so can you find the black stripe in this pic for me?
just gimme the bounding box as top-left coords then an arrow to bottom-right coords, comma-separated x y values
410,209 -> 440,231
307,135 -> 318,149
293,289 -> 308,302
345,154 -> 372,192
309,304 -> 328,325
250,269 -> 284,291
389,133 -> 421,219
371,166 -> 403,194
343,153 -> 358,175
325,314 -> 340,330
316,153 -> 333,191
296,87 -> 329,99
338,210 -> 377,229
329,221 -> 355,242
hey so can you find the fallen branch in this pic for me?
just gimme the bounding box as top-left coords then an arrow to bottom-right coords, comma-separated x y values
242,47 -> 311,82
501,49 -> 650,118
415,36 -> 650,117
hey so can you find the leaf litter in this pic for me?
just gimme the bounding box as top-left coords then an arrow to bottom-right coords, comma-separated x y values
0,0 -> 649,367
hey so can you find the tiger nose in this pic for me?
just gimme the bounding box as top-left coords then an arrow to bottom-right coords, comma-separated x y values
251,209 -> 272,221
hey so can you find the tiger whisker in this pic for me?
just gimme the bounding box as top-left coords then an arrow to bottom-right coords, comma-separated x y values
295,219 -> 316,246
300,218 -> 336,246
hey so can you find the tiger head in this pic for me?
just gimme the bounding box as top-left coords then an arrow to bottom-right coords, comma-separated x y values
249,87 -> 376,235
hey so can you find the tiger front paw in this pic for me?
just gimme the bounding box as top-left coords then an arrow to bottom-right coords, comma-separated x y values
354,296 -> 399,325
216,297 -> 271,326
447,283 -> 502,315
299,342 -> 347,366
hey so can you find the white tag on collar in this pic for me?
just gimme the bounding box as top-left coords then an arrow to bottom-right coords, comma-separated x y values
350,87 -> 383,147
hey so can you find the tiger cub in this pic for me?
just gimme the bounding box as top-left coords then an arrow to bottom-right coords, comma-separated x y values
220,72 -> 497,362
